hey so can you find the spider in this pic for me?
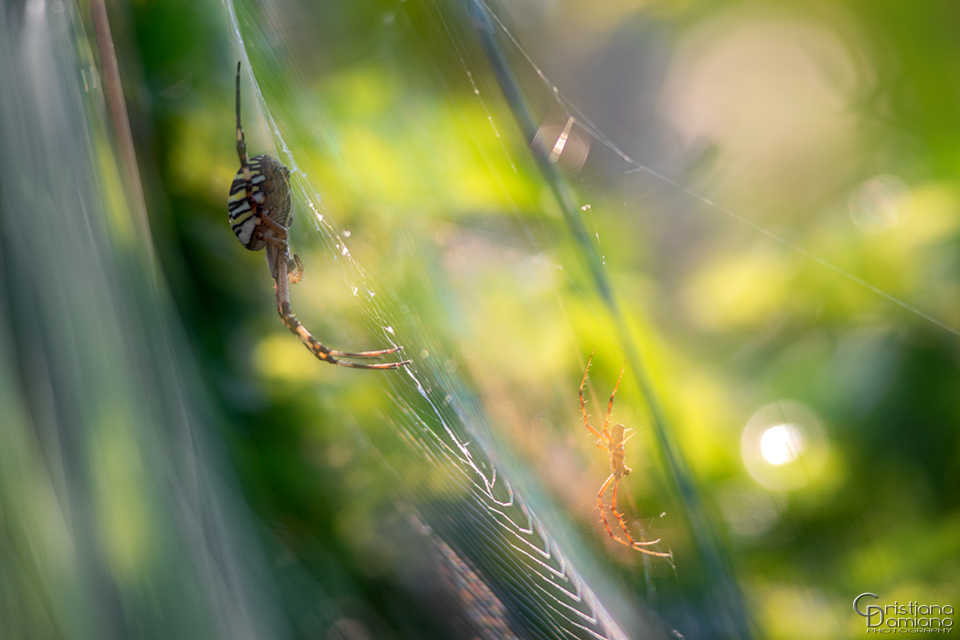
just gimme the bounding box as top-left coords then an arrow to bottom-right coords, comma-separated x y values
228,62 -> 410,370
579,352 -> 671,557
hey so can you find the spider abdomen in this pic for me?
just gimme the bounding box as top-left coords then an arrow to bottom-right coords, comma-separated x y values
227,153 -> 292,251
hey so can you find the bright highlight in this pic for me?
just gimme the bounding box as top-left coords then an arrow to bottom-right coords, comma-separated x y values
760,424 -> 804,466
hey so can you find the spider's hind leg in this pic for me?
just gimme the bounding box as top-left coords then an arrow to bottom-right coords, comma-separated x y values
608,474 -> 638,545
596,474 -> 621,542
610,478 -> 672,558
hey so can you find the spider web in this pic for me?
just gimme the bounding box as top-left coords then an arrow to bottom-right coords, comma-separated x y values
225,0 -> 955,638
227,2 -> 682,637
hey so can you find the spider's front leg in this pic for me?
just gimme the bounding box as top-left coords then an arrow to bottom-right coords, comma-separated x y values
602,362 -> 626,435
235,62 -> 258,219
272,254 -> 410,370
580,352 -> 611,442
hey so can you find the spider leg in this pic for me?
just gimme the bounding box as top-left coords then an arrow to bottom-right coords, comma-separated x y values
632,536 -> 673,557
603,362 -> 626,436
632,539 -> 666,547
634,547 -> 674,558
255,221 -> 302,285
609,475 -> 673,558
608,474 -> 638,545
598,475 -> 648,549
580,349 -> 610,442
610,474 -> 654,546
596,473 -> 620,542
326,347 -> 407,358
595,444 -> 646,548
274,257 -> 410,369
258,234 -> 286,249
263,223 -> 302,284
259,210 -> 288,237
235,62 -> 260,222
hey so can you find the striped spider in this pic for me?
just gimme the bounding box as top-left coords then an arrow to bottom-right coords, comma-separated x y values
579,352 -> 670,557
228,62 -> 409,370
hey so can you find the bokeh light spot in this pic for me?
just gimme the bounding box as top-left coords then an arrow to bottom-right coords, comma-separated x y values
760,424 -> 804,465
742,401 -> 828,491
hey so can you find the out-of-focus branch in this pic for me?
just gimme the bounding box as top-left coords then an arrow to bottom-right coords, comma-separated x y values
90,0 -> 152,254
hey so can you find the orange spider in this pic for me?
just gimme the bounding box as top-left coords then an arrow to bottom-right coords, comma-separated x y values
579,352 -> 671,558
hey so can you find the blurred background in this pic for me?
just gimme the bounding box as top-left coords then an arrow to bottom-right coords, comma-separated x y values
1,0 -> 958,639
